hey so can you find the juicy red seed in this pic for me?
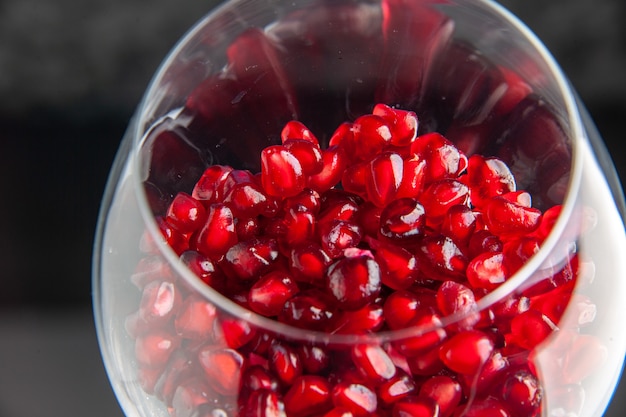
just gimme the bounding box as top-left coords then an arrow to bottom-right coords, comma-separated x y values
341,161 -> 369,197
243,389 -> 287,417
223,238 -> 279,280
467,154 -> 516,208
420,179 -> 469,221
379,197 -> 426,242
288,242 -> 332,285
406,346 -> 445,376
326,251 -> 381,311
192,204 -> 238,259
318,194 -> 360,224
283,188 -> 321,214
166,192 -> 207,234
139,280 -> 182,326
372,103 -> 419,146
331,303 -> 385,334
352,114 -> 393,161
180,250 -> 223,288
236,217 -> 261,241
171,377 -> 215,417
368,238 -> 419,290
502,237 -> 541,274
135,330 -> 181,369
174,295 -> 217,340
269,343 -> 303,385
261,145 -> 306,198
282,207 -> 316,246
418,375 -> 462,417
436,280 -> 477,318
484,196 -> 542,237
218,317 -> 257,349
241,365 -> 280,394
394,312 -> 447,356
155,216 -> 188,255
501,190 -> 532,207
331,382 -> 378,417
281,120 -> 320,146
383,290 -> 429,330
366,152 -> 404,208
351,344 -> 396,382
308,145 -> 348,193
509,309 -> 556,350
284,375 -> 333,416
284,139 -> 324,175
198,346 -> 245,396
468,229 -> 503,259
279,291 -> 335,330
441,205 -> 478,247
248,270 -> 299,317
377,370 -> 417,405
297,344 -> 331,374
416,235 -> 468,281
467,251 -> 508,291
223,182 -> 271,218
439,330 -> 495,375
452,398 -> 512,417
396,156 -> 427,199
392,396 -> 439,417
500,369 -> 542,417
410,132 -> 467,183
192,165 -> 233,203
318,219 -> 363,259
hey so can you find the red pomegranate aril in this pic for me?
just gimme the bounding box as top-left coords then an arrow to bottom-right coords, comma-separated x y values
318,193 -> 360,224
396,155 -> 427,199
243,389 -> 287,417
171,377 -> 215,417
135,330 -> 181,369
452,398 -> 512,417
218,317 -> 257,349
193,204 -> 238,260
467,251 -> 508,291
500,369 -> 542,417
352,114 -> 393,161
351,344 -> 396,382
436,280 -> 477,318
394,312 -> 447,356
298,344 -> 331,374
236,217 -> 261,241
331,302 -> 385,334
410,132 -> 467,184
341,161 -> 369,198
366,152 -> 404,208
372,103 -> 419,147
321,408 -> 355,417
467,230 -> 503,259
508,309 -> 556,350
261,145 -> 306,198
284,139 -> 325,175
383,290 -> 428,330
282,206 -> 316,246
439,330 -> 495,375
308,145 -> 349,193
224,182 -> 271,218
284,375 -> 333,416
166,192 -> 207,234
279,291 -> 335,330
269,342 -> 304,385
248,270 -> 299,317
392,396 -> 439,417
332,382 -> 378,417
288,242 -> 331,285
241,365 -> 280,395
175,295 -> 218,340
283,188 -> 322,215
198,346 -> 245,396
130,255 -> 174,289
138,280 -> 182,327
192,165 -> 234,203
484,196 -> 542,237
379,198 -> 426,242
180,250 -> 223,289
441,205 -> 478,248
326,250 -> 381,311
281,120 -> 320,146
377,370 -> 417,406
223,238 -> 279,280
155,216 -> 188,255
406,346 -> 445,376
368,239 -> 419,290
318,220 -> 363,259
466,155 -> 516,209
418,375 -> 462,417
420,179 -> 469,222
502,236 -> 541,275
416,235 -> 468,281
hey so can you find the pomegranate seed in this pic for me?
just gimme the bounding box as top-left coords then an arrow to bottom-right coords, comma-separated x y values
288,242 -> 331,285
467,154 -> 516,209
171,377 -> 215,417
383,290 -> 430,330
318,220 -> 363,259
243,389 -> 287,417
410,132 -> 467,184
261,145 -> 306,197
135,330 -> 181,369
180,250 -> 223,289
351,344 -> 396,382
373,103 -> 419,146
155,216 -> 188,255
440,205 -> 478,248
223,238 -> 279,280
416,235 -> 468,281
502,237 -> 540,275
467,230 -> 503,259
192,204 -> 238,259
192,165 -> 234,203
331,302 -> 385,334
282,206 -> 316,246
352,114 -> 393,161
377,370 -> 417,406
341,161 -> 369,198
378,198 -> 426,242
218,317 -> 257,349
331,382 -> 378,417
308,145 -> 348,193
499,369 -> 542,417
281,120 -> 320,146
198,346 -> 245,396
284,375 -> 333,416
394,312 -> 447,357
418,375 -> 462,417
439,330 -> 494,375
166,192 -> 207,234
297,344 -> 331,374
279,291 -> 335,330
508,309 -> 556,350
241,365 -> 280,395
269,342 -> 303,385
391,396 -> 439,417
421,179 -> 469,222
284,139 -> 324,175
436,280 -> 478,320
452,398 -> 512,417
397,155 -> 427,199
467,251 -> 508,291
366,152 -> 404,208
223,182 -> 271,218
326,250 -> 381,310
283,188 -> 321,214
138,280 -> 181,327
175,295 -> 218,340
484,196 -> 542,237
369,239 -> 420,290
248,270 -> 299,317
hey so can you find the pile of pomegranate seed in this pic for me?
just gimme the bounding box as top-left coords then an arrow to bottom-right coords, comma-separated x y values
127,103 -> 592,417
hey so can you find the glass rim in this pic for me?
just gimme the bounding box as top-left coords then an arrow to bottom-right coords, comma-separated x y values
129,0 -> 585,345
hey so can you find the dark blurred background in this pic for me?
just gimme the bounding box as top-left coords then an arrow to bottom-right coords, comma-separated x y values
0,0 -> 624,416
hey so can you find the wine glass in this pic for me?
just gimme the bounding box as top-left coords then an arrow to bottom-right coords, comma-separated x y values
93,0 -> 626,416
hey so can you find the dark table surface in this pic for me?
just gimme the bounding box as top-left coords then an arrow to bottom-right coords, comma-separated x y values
1,1 -> 624,416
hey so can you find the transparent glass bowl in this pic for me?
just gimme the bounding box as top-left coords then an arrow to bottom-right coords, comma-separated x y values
93,1 -> 626,416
